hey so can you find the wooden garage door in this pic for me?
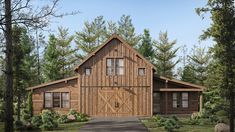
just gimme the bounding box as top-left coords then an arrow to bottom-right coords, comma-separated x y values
97,87 -> 134,116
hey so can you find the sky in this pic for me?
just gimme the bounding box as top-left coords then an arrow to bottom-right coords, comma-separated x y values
42,0 -> 213,58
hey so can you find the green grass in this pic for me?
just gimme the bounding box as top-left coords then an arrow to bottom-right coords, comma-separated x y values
0,121 -> 86,132
142,118 -> 215,132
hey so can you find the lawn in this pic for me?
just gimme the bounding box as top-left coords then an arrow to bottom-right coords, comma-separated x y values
0,121 -> 86,132
141,117 -> 215,132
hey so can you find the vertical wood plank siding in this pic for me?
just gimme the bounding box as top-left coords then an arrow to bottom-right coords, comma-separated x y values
77,39 -> 153,116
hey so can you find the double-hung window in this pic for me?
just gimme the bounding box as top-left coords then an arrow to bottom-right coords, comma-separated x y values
172,92 -> 189,108
106,58 -> 124,75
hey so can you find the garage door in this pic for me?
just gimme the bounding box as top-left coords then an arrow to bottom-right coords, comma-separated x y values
97,87 -> 134,116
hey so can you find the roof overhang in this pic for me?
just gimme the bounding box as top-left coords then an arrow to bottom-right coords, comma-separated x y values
26,76 -> 78,91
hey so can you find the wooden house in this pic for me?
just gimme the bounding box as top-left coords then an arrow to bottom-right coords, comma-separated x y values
26,34 -> 203,117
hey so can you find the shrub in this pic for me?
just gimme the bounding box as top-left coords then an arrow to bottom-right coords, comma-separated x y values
216,110 -> 228,117
77,113 -> 88,122
0,101 -> 5,122
40,110 -> 58,130
15,120 -> 24,131
31,115 -> 42,128
164,119 -> 178,132
58,115 -> 70,123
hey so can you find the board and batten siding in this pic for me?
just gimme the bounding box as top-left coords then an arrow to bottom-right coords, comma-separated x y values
77,38 -> 154,116
32,79 -> 79,115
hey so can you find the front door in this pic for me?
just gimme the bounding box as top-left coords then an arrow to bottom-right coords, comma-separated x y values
97,87 -> 134,116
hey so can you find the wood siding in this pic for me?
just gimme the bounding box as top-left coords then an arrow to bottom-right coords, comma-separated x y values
32,79 -> 78,115
153,77 -> 200,114
77,38 -> 153,116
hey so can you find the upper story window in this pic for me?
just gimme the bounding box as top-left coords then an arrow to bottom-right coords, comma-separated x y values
85,68 -> 91,75
106,58 -> 124,75
138,68 -> 146,76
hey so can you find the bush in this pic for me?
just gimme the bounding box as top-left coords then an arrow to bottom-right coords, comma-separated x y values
216,110 -> 227,117
164,117 -> 180,132
31,115 -> 42,128
58,115 -> 70,123
15,120 -> 24,131
67,109 -> 88,122
0,101 -> 5,122
40,110 -> 58,130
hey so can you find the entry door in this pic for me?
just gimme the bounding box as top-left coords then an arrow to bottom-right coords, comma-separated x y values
153,92 -> 160,113
97,87 -> 134,116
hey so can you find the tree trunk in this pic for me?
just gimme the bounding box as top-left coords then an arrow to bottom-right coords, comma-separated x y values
17,88 -> 21,121
4,0 -> 13,131
229,90 -> 234,132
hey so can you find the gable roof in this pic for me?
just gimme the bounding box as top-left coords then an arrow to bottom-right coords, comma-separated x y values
74,34 -> 157,72
154,74 -> 205,90
26,76 -> 78,90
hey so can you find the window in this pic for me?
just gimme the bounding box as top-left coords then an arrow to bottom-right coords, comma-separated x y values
106,58 -> 124,75
107,58 -> 115,75
173,92 -> 181,108
45,92 -> 52,108
138,68 -> 145,76
62,92 -> 70,108
53,92 -> 61,107
44,92 -> 70,108
116,59 -> 124,75
182,92 -> 189,108
85,68 -> 91,75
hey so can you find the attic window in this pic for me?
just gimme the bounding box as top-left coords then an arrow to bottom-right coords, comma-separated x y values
85,68 -> 91,75
138,68 -> 145,76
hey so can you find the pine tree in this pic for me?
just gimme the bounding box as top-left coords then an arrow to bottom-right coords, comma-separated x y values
43,35 -> 62,81
12,26 -> 37,121
181,65 -> 196,83
56,27 -> 76,78
138,29 -> 154,61
117,15 -> 140,47
75,16 -> 106,58
26,91 -> 33,118
153,31 -> 179,77
188,46 -> 210,86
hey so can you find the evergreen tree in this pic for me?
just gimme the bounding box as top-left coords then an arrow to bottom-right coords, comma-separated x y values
153,31 -> 180,77
117,15 -> 140,47
75,16 -> 106,58
105,21 -> 118,38
26,91 -> 33,118
12,26 -> 37,121
188,46 -> 210,86
197,0 -> 235,129
43,35 -> 62,81
56,27 -> 76,77
138,29 -> 154,61
181,65 -> 196,83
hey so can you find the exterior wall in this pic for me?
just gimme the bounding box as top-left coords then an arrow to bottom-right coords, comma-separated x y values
77,38 -> 153,116
32,79 -> 78,115
153,77 -> 200,114
157,92 -> 200,114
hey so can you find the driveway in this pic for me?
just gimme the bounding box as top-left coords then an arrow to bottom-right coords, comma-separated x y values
79,117 -> 149,132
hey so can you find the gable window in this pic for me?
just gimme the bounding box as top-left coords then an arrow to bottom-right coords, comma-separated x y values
62,92 -> 70,108
173,92 -> 181,108
44,92 -> 70,108
45,92 -> 52,108
182,92 -> 189,108
85,68 -> 91,75
106,58 -> 124,75
116,58 -> 124,75
138,68 -> 145,76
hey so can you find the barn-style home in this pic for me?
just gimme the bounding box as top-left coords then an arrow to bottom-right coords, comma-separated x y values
27,34 -> 204,117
